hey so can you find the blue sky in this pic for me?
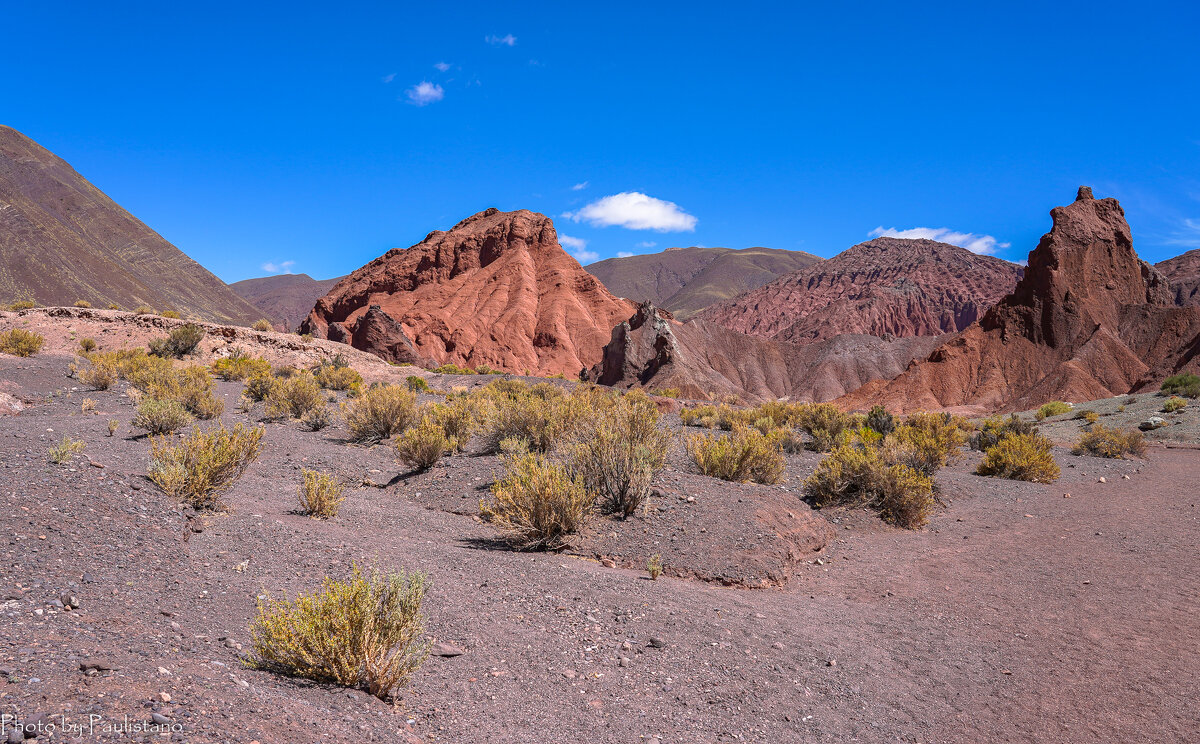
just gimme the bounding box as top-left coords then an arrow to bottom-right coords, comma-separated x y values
3,1 -> 1198,281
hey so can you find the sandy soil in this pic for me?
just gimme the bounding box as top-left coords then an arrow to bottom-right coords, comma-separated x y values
0,350 -> 1197,743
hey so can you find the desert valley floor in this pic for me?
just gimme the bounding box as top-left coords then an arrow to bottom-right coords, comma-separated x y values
0,340 -> 1196,744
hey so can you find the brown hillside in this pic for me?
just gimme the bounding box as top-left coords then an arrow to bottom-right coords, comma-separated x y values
229,272 -> 343,331
301,208 -> 635,375
1155,248 -> 1200,307
0,125 -> 261,324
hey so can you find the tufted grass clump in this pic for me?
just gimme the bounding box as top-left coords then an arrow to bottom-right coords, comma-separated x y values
1072,424 -> 1147,459
1035,401 -> 1073,421
482,452 -> 593,550
1162,396 -> 1188,413
1161,372 -> 1200,398
976,432 -> 1060,482
248,565 -> 429,700
0,328 -> 44,357
132,398 -> 192,435
395,415 -> 456,471
687,426 -> 785,485
343,384 -> 419,444
297,469 -> 345,518
568,395 -> 668,516
148,323 -> 205,358
251,319 -> 273,332
212,350 -> 272,381
148,422 -> 264,510
48,436 -> 86,464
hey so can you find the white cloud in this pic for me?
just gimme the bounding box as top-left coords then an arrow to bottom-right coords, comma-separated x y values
637,241 -> 657,248
405,81 -> 445,106
434,61 -> 451,72
617,251 -> 634,258
571,181 -> 589,191
558,233 -> 598,264
261,260 -> 296,274
868,226 -> 1010,255
1163,218 -> 1200,248
381,73 -> 396,83
564,192 -> 697,232
486,34 -> 517,46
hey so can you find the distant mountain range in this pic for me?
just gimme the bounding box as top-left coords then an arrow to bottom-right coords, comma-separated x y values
585,246 -> 821,319
229,273 -> 343,331
0,126 -> 261,324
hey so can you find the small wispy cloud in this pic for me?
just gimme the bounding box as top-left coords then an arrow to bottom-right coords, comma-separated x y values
559,234 -> 598,264
637,241 -> 657,248
434,61 -> 451,72
486,34 -> 517,46
406,81 -> 445,106
868,226 -> 1010,256
261,260 -> 296,274
1162,218 -> 1200,248
571,181 -> 589,191
617,251 -> 634,258
381,73 -> 396,83
564,192 -> 697,232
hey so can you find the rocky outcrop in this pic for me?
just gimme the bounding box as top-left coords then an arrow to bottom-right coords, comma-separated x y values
0,126 -> 262,324
701,237 -> 1022,343
1155,248 -> 1200,307
839,188 -> 1200,413
589,302 -> 943,402
301,208 -> 635,375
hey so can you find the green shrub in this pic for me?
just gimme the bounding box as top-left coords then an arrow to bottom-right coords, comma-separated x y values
430,396 -> 478,451
1075,410 -> 1100,423
343,384 -> 419,444
865,405 -> 896,436
6,299 -> 35,311
265,372 -> 325,419
432,363 -> 476,375
647,554 -> 663,580
148,422 -> 264,509
132,398 -> 192,435
970,414 -> 1036,451
792,402 -> 853,452
245,372 -> 276,401
1162,396 -> 1188,413
568,396 -> 668,516
680,404 -> 720,428
48,436 -> 85,464
1035,401 -> 1073,421
405,375 -> 430,392
0,328 -> 44,357
212,351 -> 272,381
395,416 -> 455,470
482,452 -> 593,550
128,362 -> 223,419
297,469 -> 345,518
249,565 -> 428,700
686,427 -> 785,484
300,405 -> 334,431
314,364 -> 362,392
1072,424 -> 1147,459
1161,372 -> 1200,398
882,424 -> 957,477
976,433 -> 1060,482
650,388 -> 680,398
133,305 -> 154,315
148,324 -> 204,358
482,381 -> 589,452
78,337 -> 97,353
251,319 -> 273,332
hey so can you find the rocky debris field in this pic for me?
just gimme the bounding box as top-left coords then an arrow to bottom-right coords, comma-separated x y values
0,352 -> 1197,743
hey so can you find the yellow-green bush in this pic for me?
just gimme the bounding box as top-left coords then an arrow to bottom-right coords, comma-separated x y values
430,396 -> 478,451
251,319 -> 273,332
127,361 -> 223,419
976,433 -> 1060,482
248,565 -> 429,700
212,352 -> 272,381
568,396 -> 668,516
148,323 -> 205,358
133,305 -> 154,315
76,355 -> 118,390
482,452 -> 593,550
161,310 -> 181,319
1071,424 -> 1147,459
73,299 -> 92,308
1075,410 -> 1100,423
970,414 -> 1036,451
6,300 -> 35,311
791,402 -> 854,452
300,405 -> 334,431
405,375 -> 430,392
680,404 -> 720,428
132,398 -> 192,435
265,372 -> 324,420
148,422 -> 264,509
482,381 -> 589,452
686,427 -> 785,484
803,444 -> 935,529
395,416 -> 456,470
78,337 -> 97,353
297,469 -> 345,518
245,372 -> 276,401
1035,401 -> 1073,421
314,364 -> 362,392
342,384 -> 418,444
0,328 -> 44,357
1161,372 -> 1200,398
48,435 -> 85,464
1162,396 -> 1188,413
432,363 -> 476,375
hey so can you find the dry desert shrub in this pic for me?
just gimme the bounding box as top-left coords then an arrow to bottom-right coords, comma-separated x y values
647,554 -> 664,580
248,565 -> 429,700
395,416 -> 456,471
265,372 -> 325,420
6,300 -> 35,311
297,469 -> 345,518
1161,372 -> 1200,398
148,323 -> 205,358
0,328 -> 44,357
680,404 -> 720,428
76,355 -> 118,390
568,395 -> 668,516
48,435 -> 85,464
482,452 -> 594,550
313,357 -> 362,392
212,351 -> 272,381
976,432 -> 1060,482
687,426 -> 785,485
803,444 -> 935,529
1162,396 -> 1187,413
405,375 -> 430,392
148,422 -> 264,510
970,414 -> 1036,451
343,384 -> 419,444
432,363 -> 476,375
107,419 -> 119,437
133,305 -> 154,315
244,372 -> 276,401
429,396 -> 479,451
73,299 -> 92,308
1076,410 -> 1100,423
1035,400 -> 1073,421
126,360 -> 223,419
481,380 -> 590,452
78,337 -> 97,353
161,310 -> 181,319
300,405 -> 334,431
251,319 -> 273,332
1072,424 -> 1147,459
132,398 -> 192,435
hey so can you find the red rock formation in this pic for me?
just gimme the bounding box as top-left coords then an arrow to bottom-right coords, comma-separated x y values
301,209 -> 635,375
701,237 -> 1022,343
838,188 -> 1200,414
589,302 -> 943,403
1155,248 -> 1200,307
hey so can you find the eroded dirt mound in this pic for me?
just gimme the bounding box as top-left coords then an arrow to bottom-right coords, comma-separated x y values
702,237 -> 1022,343
839,188 -> 1200,414
300,208 -> 635,375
